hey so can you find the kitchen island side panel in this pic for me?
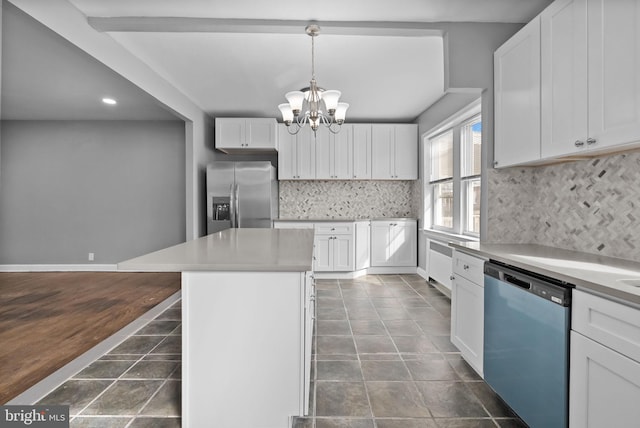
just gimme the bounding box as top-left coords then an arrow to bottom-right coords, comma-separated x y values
182,271 -> 305,428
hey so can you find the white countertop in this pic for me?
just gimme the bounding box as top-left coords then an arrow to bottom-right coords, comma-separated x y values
451,242 -> 640,306
118,228 -> 315,272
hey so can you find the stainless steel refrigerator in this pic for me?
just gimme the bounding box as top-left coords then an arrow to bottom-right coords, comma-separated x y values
206,161 -> 278,234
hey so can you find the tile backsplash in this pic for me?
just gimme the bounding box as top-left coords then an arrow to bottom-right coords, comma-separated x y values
487,150 -> 640,262
279,180 -> 419,219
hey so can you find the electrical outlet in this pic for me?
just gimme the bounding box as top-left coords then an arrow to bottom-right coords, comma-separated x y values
88,252 -> 95,261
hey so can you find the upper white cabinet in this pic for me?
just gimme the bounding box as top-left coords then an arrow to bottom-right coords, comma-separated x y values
278,125 -> 316,180
495,0 -> 640,167
370,219 -> 417,267
372,124 -> 418,179
586,0 -> 640,152
494,16 -> 541,168
352,124 -> 372,179
215,118 -> 277,152
316,126 -> 353,179
540,0 -> 588,158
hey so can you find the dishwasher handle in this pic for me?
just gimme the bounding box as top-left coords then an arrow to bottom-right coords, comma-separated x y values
504,273 -> 531,290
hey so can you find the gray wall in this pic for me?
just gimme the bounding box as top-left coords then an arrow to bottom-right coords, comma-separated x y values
413,23 -> 524,270
0,120 -> 186,264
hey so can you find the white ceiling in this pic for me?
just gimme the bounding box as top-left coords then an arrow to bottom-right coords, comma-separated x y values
2,0 -> 554,122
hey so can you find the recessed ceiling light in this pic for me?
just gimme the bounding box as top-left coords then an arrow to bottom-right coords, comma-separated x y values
102,97 -> 117,105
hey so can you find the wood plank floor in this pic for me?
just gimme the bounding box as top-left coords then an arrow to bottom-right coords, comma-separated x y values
0,271 -> 181,404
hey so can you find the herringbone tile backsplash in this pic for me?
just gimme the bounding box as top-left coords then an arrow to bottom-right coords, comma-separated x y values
279,180 -> 419,219
487,150 -> 640,262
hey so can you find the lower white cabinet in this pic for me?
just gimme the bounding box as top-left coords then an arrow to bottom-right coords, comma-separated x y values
569,289 -> 640,428
450,250 -> 486,376
370,219 -> 417,267
355,221 -> 370,270
314,233 -> 354,272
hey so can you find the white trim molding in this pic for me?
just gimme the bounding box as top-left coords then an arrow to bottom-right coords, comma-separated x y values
0,264 -> 118,272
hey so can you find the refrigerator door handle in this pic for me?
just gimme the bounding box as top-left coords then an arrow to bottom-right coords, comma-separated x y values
235,184 -> 240,228
229,184 -> 236,228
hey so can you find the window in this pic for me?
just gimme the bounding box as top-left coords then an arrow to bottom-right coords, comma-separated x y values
425,102 -> 482,237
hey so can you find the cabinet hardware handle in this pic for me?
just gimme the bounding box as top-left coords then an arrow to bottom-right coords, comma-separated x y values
586,138 -> 597,145
463,264 -> 469,270
574,140 -> 585,147
450,275 -> 455,281
493,160 -> 498,167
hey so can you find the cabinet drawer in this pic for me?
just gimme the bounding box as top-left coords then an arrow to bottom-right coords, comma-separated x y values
452,250 -> 486,284
315,223 -> 354,235
572,289 -> 640,363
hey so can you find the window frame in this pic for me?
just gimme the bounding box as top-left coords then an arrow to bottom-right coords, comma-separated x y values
424,100 -> 482,238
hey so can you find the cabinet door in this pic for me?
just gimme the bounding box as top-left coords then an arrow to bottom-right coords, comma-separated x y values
313,235 -> 332,271
332,235 -> 354,271
451,275 -> 484,376
393,125 -> 418,179
587,0 -> 640,151
277,124 -> 297,179
371,125 -> 395,179
541,0 -> 588,159
314,129 -> 333,179
215,118 -> 245,149
352,124 -> 372,179
389,222 -> 417,266
569,331 -> 640,428
370,223 -> 391,266
246,118 -> 277,149
494,16 -> 541,168
296,127 -> 317,180
333,126 -> 353,179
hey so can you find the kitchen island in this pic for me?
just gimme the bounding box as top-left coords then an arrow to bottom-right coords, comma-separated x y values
119,228 -> 315,428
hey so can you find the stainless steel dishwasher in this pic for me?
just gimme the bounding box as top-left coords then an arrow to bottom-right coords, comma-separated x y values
484,260 -> 573,428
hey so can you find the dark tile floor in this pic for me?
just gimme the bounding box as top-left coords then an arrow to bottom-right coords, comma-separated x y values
294,274 -> 526,428
37,302 -> 182,427
35,274 -> 526,428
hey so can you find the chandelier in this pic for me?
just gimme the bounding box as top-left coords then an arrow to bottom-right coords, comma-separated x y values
278,24 -> 349,135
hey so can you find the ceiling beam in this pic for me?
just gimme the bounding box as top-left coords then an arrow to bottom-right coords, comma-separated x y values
87,17 -> 445,37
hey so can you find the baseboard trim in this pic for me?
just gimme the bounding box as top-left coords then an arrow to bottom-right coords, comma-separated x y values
416,267 -> 428,280
0,264 -> 118,272
314,266 -> 418,279
6,290 -> 182,405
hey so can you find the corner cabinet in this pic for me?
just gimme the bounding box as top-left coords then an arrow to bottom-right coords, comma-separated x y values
278,125 -> 316,180
450,250 -> 486,377
371,124 -> 418,179
569,290 -> 640,428
370,219 -> 417,267
494,16 -> 541,168
215,118 -> 277,152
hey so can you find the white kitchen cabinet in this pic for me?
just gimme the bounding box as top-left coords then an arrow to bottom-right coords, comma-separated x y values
371,124 -> 418,179
313,222 -> 355,272
278,125 -> 316,180
450,250 -> 486,376
370,219 -> 417,267
586,0 -> 640,152
540,0 -> 588,159
494,15 -> 541,168
497,0 -> 640,166
215,118 -> 277,152
569,289 -> 640,428
315,126 -> 353,179
352,124 -> 372,179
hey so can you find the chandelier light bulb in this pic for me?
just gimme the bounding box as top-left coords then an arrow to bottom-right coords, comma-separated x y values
278,103 -> 294,124
321,90 -> 341,113
335,103 -> 349,123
